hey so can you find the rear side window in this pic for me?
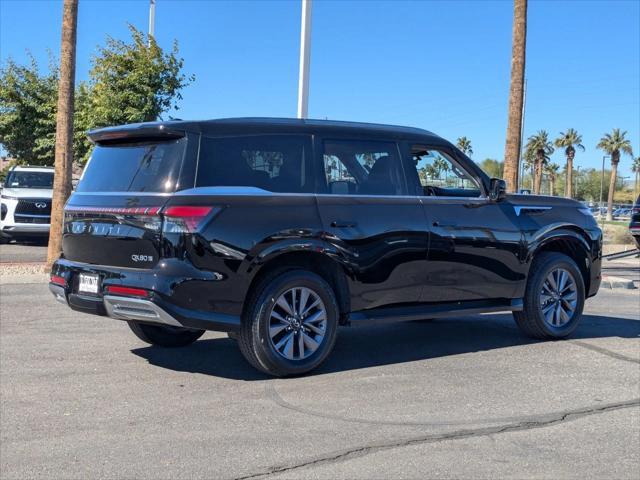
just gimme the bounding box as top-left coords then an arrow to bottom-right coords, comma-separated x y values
77,138 -> 186,193
321,140 -> 404,195
196,135 -> 313,193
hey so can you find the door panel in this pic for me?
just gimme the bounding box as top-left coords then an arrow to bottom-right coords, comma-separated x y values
420,198 -> 525,302
317,195 -> 430,310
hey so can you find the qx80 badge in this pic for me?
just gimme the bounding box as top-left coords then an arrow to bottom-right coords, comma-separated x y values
131,254 -> 153,263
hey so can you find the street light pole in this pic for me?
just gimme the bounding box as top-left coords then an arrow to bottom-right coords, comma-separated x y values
517,79 -> 527,192
148,0 -> 156,46
297,0 -> 312,119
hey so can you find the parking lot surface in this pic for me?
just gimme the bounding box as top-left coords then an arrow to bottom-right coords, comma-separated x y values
0,241 -> 47,263
1,280 -> 639,479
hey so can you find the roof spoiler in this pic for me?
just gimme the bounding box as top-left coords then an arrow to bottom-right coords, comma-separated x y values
88,124 -> 186,145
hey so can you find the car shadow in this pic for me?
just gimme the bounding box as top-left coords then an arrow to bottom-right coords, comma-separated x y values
130,313 -> 640,381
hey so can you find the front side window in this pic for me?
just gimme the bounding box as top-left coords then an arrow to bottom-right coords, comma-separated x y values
197,135 -> 312,193
411,146 -> 482,198
321,140 -> 403,195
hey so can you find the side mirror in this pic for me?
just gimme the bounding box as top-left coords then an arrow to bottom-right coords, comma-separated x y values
489,178 -> 507,202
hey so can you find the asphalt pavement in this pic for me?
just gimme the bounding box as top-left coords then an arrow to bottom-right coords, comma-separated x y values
1,280 -> 638,479
0,241 -> 47,263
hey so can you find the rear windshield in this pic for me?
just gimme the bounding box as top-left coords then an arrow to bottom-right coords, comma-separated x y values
77,138 -> 186,193
196,135 -> 313,193
5,171 -> 53,189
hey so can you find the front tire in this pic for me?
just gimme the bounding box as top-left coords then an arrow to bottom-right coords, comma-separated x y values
514,252 -> 585,339
238,270 -> 339,377
128,321 -> 205,347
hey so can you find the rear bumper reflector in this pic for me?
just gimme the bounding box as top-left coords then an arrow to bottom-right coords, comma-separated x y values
105,285 -> 150,297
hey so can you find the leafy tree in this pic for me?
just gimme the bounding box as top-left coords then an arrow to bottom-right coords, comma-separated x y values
0,56 -> 58,165
1,25 -> 193,166
479,158 -> 504,179
597,129 -> 633,220
544,162 -> 560,196
554,128 -> 584,198
80,25 -> 193,162
524,130 -> 554,194
456,136 -> 473,157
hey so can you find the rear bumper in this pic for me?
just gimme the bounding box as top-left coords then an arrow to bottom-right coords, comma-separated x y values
50,259 -> 241,332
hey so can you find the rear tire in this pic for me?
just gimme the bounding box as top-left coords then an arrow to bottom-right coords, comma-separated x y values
238,270 -> 339,377
128,321 -> 205,347
514,252 -> 585,339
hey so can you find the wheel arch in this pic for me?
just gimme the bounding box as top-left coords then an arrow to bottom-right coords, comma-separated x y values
528,227 -> 593,294
244,249 -> 351,324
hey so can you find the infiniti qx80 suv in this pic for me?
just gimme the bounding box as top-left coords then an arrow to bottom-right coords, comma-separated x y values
50,118 -> 602,376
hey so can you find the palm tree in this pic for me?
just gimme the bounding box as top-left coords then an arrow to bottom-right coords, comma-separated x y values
554,128 -> 584,198
597,129 -> 633,220
47,0 -> 79,268
503,0 -> 528,193
545,163 -> 560,196
525,130 -> 554,194
456,137 -> 473,157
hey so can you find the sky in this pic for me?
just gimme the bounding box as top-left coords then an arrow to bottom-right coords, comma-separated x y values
1,0 -> 639,178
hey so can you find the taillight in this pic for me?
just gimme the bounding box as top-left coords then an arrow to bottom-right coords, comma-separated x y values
50,275 -> 67,287
162,206 -> 218,233
105,285 -> 149,298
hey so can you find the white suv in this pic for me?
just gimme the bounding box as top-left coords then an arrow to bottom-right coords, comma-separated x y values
0,166 -> 54,243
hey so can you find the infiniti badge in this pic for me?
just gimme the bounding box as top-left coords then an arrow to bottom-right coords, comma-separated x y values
35,202 -> 47,209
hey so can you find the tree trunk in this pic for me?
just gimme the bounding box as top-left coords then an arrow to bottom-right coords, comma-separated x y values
606,153 -> 619,221
550,177 -> 555,196
47,0 -> 79,268
502,0 -> 527,193
565,155 -> 573,198
533,158 -> 543,194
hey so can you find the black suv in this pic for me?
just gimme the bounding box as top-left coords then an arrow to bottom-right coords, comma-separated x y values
50,118 -> 602,376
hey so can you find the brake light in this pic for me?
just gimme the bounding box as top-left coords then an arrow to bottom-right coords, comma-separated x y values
50,275 -> 67,287
105,285 -> 149,297
162,206 -> 217,233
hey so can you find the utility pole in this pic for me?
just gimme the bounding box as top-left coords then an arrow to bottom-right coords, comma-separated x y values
148,0 -> 156,46
47,0 -> 79,267
296,0 -> 312,119
518,78 -> 527,192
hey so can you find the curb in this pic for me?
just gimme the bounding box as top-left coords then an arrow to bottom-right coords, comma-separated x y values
600,275 -> 637,290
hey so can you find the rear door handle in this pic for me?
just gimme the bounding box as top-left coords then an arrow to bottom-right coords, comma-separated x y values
331,221 -> 357,228
432,220 -> 455,227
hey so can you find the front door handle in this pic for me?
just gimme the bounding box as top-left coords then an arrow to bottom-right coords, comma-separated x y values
432,220 -> 455,227
331,221 -> 357,228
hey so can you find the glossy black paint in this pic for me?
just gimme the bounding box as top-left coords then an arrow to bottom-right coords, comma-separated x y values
52,118 -> 602,331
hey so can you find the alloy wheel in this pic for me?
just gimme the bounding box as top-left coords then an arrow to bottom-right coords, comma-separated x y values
268,287 -> 327,361
539,268 -> 578,328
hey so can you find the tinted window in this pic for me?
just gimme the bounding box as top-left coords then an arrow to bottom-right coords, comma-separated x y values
5,171 -> 54,189
321,140 -> 403,195
77,138 -> 186,193
196,135 -> 312,193
410,146 -> 481,197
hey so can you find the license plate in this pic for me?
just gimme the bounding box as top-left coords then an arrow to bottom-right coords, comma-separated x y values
78,273 -> 99,294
